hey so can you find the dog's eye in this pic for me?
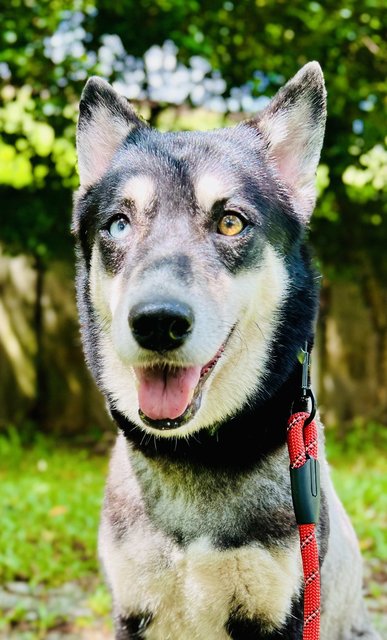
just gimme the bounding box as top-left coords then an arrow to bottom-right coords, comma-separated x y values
108,217 -> 130,239
217,213 -> 245,237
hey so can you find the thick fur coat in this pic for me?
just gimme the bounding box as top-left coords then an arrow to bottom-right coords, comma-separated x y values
73,63 -> 379,639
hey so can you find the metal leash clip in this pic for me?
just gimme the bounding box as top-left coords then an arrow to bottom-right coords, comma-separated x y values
299,342 -> 316,427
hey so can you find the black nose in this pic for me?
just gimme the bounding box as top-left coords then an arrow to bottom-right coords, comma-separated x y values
129,300 -> 194,352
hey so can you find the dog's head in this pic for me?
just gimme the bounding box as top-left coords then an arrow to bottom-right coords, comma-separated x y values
73,62 -> 326,438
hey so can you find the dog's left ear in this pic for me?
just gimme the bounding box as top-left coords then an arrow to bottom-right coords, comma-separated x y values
77,77 -> 146,188
246,62 -> 326,222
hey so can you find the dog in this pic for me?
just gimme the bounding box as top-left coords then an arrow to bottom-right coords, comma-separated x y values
72,62 -> 379,639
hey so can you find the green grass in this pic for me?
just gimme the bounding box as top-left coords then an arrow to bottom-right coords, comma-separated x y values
326,421 -> 387,562
0,428 -> 107,587
329,457 -> 387,560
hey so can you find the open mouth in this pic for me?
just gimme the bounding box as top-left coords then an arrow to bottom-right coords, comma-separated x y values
133,334 -> 231,431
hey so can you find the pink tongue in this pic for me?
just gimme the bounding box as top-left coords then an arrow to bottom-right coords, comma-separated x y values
134,365 -> 202,420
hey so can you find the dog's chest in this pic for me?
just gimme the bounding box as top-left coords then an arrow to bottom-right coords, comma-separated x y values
101,523 -> 301,640
100,440 -> 302,638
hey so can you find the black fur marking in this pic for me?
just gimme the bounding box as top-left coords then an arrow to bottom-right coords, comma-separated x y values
74,188 -> 98,267
115,614 -> 152,639
268,75 -> 324,122
111,394 -> 331,555
99,235 -> 128,274
213,227 -> 264,273
79,76 -> 144,131
245,63 -> 325,140
227,595 -> 303,639
349,629 -> 374,638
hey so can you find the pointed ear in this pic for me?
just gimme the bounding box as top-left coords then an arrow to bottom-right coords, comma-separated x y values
246,62 -> 326,222
76,77 -> 146,187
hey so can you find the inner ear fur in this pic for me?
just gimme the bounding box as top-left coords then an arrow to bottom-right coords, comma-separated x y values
76,77 -> 146,188
245,62 -> 327,223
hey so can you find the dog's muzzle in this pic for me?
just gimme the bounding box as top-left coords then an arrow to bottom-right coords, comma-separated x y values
129,313 -> 234,431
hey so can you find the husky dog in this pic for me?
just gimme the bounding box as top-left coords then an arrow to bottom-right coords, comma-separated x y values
73,63 -> 378,639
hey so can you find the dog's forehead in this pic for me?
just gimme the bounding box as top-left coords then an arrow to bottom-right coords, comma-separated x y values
115,127 -> 260,210
120,168 -> 235,213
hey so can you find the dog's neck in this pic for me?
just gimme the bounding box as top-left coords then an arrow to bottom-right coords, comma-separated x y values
110,347 -> 312,470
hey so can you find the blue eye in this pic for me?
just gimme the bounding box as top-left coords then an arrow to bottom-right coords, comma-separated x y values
108,217 -> 130,239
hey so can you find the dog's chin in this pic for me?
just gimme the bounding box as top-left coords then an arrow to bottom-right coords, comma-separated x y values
137,330 -> 234,432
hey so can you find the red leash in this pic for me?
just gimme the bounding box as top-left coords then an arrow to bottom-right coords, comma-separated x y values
287,411 -> 321,640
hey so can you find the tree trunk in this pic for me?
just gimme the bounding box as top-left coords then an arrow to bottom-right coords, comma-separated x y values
317,271 -> 387,433
29,254 -> 46,425
360,262 -> 387,422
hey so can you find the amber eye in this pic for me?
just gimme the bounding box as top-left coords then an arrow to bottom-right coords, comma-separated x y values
217,213 -> 245,236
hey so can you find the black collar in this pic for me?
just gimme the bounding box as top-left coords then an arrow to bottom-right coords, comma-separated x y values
109,355 -> 309,470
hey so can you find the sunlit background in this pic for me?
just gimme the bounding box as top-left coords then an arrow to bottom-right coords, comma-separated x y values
0,1 -> 386,637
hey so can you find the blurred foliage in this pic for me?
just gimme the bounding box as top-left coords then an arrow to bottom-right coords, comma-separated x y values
0,0 -> 385,275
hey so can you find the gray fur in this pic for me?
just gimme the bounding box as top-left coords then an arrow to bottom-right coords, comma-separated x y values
73,63 -> 379,639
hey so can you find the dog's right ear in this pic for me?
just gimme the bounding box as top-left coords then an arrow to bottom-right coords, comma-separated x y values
77,77 -> 146,188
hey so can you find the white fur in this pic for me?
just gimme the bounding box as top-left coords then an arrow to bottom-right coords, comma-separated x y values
122,174 -> 156,212
89,247 -> 115,321
194,173 -> 236,211
89,243 -> 289,438
100,520 -> 301,639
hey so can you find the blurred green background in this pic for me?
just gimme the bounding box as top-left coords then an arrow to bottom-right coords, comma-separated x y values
0,0 -> 386,637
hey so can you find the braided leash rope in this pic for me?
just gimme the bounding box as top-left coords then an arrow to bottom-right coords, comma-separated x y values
287,411 -> 321,640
